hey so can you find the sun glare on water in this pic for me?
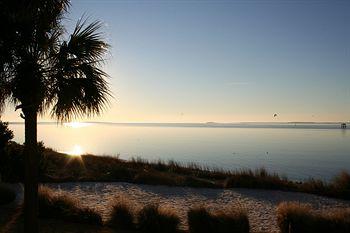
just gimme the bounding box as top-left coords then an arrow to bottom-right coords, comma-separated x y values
64,122 -> 91,128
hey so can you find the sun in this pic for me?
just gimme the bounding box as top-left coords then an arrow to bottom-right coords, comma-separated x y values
67,145 -> 84,156
64,122 -> 91,128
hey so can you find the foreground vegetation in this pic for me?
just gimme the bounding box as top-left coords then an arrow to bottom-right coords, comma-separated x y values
277,202 -> 350,233
3,187 -> 249,233
188,206 -> 250,233
1,142 -> 350,200
3,187 -> 349,233
107,196 -> 181,233
38,186 -> 102,225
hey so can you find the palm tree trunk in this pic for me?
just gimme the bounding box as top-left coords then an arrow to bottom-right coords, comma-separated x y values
23,109 -> 38,233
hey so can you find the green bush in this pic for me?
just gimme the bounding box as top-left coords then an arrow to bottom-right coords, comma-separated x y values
188,206 -> 249,233
0,183 -> 16,205
277,202 -> 350,233
137,204 -> 180,233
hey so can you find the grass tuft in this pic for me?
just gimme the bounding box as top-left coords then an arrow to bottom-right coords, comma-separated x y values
277,202 -> 350,233
224,168 -> 295,190
38,186 -> 102,225
107,196 -> 136,230
188,206 -> 249,233
137,204 -> 180,233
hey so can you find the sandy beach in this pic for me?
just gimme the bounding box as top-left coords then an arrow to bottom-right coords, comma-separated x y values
39,182 -> 350,233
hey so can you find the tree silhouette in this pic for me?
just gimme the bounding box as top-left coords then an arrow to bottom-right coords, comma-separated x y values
0,0 -> 111,232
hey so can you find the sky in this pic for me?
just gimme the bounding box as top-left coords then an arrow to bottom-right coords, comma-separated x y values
2,0 -> 350,123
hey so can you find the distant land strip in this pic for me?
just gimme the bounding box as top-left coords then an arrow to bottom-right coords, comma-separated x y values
7,121 -> 349,129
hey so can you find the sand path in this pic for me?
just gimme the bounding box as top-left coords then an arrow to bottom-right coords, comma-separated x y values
42,182 -> 350,233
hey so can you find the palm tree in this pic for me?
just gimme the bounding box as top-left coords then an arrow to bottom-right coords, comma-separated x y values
0,0 -> 111,232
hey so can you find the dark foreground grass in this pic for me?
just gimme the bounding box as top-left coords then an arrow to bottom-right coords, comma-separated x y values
277,202 -> 350,233
137,204 -> 180,233
4,142 -> 350,200
107,196 -> 180,233
2,216 -> 118,233
187,206 -> 249,233
1,187 -> 102,233
38,186 -> 102,225
107,196 -> 137,230
0,183 -> 16,205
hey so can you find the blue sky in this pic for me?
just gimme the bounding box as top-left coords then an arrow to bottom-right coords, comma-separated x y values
3,0 -> 350,122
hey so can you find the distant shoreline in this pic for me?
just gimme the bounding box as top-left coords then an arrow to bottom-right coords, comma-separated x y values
7,121 -> 349,129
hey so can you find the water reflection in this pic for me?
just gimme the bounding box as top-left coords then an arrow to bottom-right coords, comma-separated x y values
63,122 -> 92,128
341,128 -> 347,138
7,123 -> 350,181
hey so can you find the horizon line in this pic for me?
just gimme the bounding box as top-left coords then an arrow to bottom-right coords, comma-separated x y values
7,121 -> 349,124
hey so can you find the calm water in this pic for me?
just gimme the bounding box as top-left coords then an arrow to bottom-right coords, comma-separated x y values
8,122 -> 350,181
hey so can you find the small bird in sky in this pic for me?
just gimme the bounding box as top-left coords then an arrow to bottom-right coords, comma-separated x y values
273,113 -> 278,117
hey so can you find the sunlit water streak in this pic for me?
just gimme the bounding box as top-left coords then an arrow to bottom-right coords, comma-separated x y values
8,122 -> 350,181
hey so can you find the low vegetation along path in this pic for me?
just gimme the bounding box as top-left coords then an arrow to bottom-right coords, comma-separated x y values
42,182 -> 350,233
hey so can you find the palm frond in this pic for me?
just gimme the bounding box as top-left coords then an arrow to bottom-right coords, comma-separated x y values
48,18 -> 111,122
0,1 -> 112,121
65,19 -> 109,64
51,63 -> 111,122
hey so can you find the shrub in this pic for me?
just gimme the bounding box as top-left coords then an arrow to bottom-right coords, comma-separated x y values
276,202 -> 314,233
107,196 -> 136,230
299,171 -> 350,200
0,121 -> 13,149
188,206 -> 249,233
299,179 -> 328,195
38,186 -> 102,225
183,176 -> 219,188
188,206 -> 213,233
1,142 -> 24,182
0,183 -> 16,205
224,168 -> 295,190
137,204 -> 180,233
133,171 -> 183,186
108,165 -> 137,181
0,121 -> 14,181
213,209 -> 250,233
277,202 -> 350,233
331,171 -> 350,199
1,141 -> 47,182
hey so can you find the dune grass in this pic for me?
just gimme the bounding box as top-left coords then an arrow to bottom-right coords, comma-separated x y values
0,183 -> 16,205
299,171 -> 350,200
137,204 -> 180,233
277,202 -> 350,233
107,195 -> 180,233
223,168 -> 295,190
187,206 -> 249,233
3,142 -> 350,200
38,186 -> 102,225
1,187 -> 102,232
107,196 -> 137,230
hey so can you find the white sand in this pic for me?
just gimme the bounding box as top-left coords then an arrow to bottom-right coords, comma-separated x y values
44,182 -> 350,233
